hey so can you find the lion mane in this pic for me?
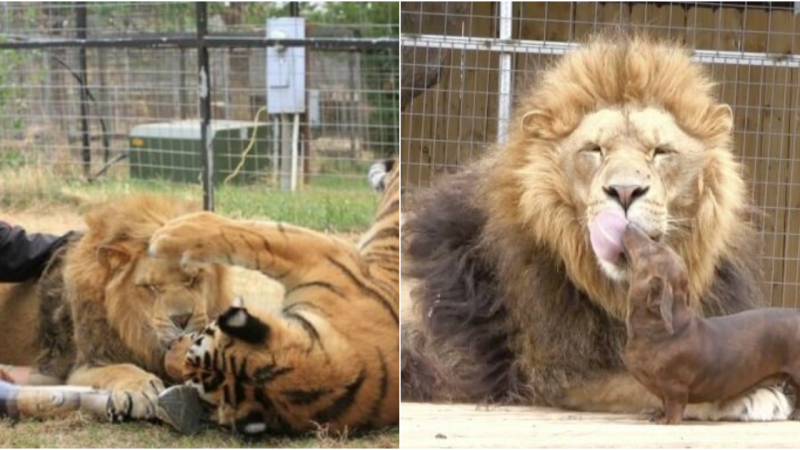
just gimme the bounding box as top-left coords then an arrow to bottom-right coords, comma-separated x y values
402,34 -> 764,406
38,195 -> 230,381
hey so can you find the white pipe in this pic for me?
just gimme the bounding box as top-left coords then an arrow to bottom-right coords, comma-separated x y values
497,1 -> 513,144
272,118 -> 280,185
290,113 -> 300,191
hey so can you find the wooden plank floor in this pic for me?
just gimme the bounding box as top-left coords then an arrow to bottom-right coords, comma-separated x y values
401,403 -> 800,448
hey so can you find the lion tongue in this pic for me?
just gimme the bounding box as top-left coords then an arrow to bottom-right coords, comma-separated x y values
590,211 -> 629,264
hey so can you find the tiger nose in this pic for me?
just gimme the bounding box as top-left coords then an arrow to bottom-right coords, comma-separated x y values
170,314 -> 192,330
603,184 -> 649,211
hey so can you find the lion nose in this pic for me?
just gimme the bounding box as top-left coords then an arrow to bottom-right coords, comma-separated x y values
170,314 -> 192,330
604,184 -> 649,211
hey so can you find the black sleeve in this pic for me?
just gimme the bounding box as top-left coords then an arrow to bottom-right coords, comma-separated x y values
0,222 -> 70,283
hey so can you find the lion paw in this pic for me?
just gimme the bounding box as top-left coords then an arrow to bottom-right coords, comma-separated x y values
683,385 -> 791,421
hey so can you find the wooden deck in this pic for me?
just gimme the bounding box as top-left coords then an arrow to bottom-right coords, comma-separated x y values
400,402 -> 800,448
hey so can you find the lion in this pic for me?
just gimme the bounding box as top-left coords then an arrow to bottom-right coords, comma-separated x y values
401,34 -> 793,420
0,195 -> 231,419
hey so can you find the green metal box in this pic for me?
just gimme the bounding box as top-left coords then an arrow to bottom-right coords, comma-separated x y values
129,120 -> 272,184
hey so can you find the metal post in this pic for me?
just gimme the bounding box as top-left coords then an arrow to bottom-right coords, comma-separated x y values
196,2 -> 213,211
289,1 -> 302,190
291,113 -> 299,191
179,17 -> 188,119
348,53 -> 357,159
280,114 -> 293,191
497,1 -> 513,144
76,2 -> 91,179
295,1 -> 311,187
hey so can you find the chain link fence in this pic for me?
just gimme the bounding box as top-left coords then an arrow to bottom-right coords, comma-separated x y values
401,1 -> 800,307
0,2 -> 398,216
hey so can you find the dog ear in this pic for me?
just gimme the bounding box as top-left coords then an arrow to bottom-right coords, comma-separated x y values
659,281 -> 675,335
648,277 -> 675,334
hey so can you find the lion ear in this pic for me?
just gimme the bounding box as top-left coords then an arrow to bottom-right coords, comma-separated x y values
706,104 -> 733,136
521,110 -> 552,138
96,244 -> 132,272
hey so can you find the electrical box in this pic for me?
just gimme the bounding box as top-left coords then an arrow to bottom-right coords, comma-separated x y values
129,120 -> 272,185
266,17 -> 306,114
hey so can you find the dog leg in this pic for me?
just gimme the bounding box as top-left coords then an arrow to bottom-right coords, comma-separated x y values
658,399 -> 685,425
657,389 -> 687,425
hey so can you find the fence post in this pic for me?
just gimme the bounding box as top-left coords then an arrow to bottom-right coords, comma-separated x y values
196,2 -> 214,211
76,2 -> 91,179
496,1 -> 513,145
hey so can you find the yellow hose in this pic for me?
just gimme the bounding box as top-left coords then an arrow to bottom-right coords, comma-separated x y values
224,106 -> 268,185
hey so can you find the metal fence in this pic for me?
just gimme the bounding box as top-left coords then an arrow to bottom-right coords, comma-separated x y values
401,1 -> 800,308
0,2 -> 399,210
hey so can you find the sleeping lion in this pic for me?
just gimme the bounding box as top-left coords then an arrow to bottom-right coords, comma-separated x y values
401,34 -> 792,421
0,196 -> 231,420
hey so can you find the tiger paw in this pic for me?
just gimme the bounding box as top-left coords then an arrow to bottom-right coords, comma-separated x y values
106,379 -> 164,422
149,212 -> 230,265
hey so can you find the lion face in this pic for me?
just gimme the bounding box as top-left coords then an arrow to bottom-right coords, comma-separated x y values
488,36 -> 747,310
63,195 -> 231,375
100,251 -> 229,373
131,258 -> 216,346
561,106 -> 710,281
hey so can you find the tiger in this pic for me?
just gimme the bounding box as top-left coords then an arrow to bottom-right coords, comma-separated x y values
156,159 -> 399,436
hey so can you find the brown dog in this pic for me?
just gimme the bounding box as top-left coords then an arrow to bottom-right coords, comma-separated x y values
622,224 -> 800,425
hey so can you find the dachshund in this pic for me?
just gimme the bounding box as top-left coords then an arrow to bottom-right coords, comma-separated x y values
622,224 -> 800,424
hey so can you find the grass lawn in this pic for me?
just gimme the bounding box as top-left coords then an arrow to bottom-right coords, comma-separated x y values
0,166 -> 378,232
0,415 -> 399,448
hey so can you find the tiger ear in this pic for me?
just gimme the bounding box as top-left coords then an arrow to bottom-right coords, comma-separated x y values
97,244 -> 132,272
218,297 -> 270,344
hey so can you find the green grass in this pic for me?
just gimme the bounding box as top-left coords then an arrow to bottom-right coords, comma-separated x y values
0,167 -> 378,233
0,415 -> 399,448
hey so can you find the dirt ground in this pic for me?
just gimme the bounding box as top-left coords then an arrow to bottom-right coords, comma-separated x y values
401,403 -> 800,448
4,206 -> 86,235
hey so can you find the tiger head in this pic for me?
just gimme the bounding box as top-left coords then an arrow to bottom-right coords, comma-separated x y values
164,297 -> 364,436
